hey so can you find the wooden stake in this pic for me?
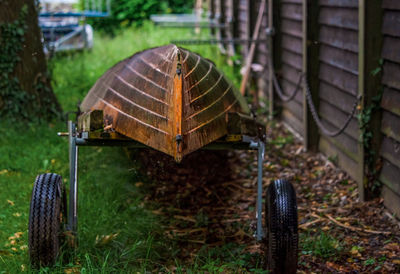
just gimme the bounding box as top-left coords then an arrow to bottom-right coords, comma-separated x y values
239,0 -> 267,96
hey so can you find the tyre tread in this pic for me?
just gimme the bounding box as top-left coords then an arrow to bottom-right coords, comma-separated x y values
28,173 -> 64,267
266,179 -> 298,274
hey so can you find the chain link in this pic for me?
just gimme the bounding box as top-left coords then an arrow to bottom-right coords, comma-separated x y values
267,49 -> 303,102
271,71 -> 304,102
267,38 -> 361,137
303,78 -> 362,137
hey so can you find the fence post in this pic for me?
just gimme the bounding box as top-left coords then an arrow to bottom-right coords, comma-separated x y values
358,0 -> 383,201
302,0 -> 320,151
268,0 -> 282,119
209,0 -> 216,37
268,0 -> 273,119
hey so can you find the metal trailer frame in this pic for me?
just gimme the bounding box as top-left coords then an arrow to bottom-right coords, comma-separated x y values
39,0 -> 111,54
63,120 -> 266,241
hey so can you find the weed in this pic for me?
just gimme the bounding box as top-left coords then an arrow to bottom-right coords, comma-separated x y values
327,155 -> 338,165
301,232 -> 343,260
364,258 -> 375,266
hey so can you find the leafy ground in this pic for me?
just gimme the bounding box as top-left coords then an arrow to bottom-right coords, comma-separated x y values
130,122 -> 400,273
1,23 -> 400,273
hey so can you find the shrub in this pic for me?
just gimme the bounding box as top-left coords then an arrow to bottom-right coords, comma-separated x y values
84,0 -> 195,34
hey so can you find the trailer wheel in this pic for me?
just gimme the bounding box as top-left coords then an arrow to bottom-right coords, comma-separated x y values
28,173 -> 66,267
265,179 -> 298,274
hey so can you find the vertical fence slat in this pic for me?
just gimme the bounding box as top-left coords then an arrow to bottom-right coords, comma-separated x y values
358,0 -> 383,201
303,0 -> 320,151
268,0 -> 274,119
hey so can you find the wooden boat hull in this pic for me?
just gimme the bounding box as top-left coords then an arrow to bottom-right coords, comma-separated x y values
81,44 -> 250,161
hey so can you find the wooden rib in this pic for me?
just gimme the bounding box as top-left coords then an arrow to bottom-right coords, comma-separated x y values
185,84 -> 232,120
105,85 -> 168,120
189,74 -> 223,104
152,51 -> 173,63
98,98 -> 169,134
186,99 -> 239,134
184,55 -> 201,79
186,62 -> 213,93
114,74 -> 168,105
139,56 -> 172,79
182,49 -> 190,63
125,64 -> 170,93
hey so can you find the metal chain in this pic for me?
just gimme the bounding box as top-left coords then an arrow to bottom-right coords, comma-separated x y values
266,32 -> 361,137
267,48 -> 303,102
271,70 -> 304,102
303,78 -> 362,137
171,38 -> 267,45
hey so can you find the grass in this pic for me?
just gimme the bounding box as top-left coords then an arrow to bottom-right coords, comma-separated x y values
0,22 -> 263,272
301,232 -> 343,260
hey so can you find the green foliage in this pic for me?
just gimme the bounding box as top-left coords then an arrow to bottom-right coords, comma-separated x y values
0,5 -> 30,120
301,232 -> 343,260
186,244 -> 266,273
0,4 -> 60,122
357,91 -> 383,194
85,0 -> 195,34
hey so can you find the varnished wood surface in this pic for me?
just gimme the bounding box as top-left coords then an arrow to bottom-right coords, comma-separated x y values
81,44 -> 250,161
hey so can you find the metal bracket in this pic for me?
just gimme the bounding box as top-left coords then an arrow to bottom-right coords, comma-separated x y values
62,124 -> 266,241
68,121 -> 79,235
265,27 -> 275,36
249,139 -> 265,241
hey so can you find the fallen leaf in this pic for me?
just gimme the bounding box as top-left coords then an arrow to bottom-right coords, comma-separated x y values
95,233 -> 119,246
64,267 -> 81,274
9,232 -> 23,240
7,200 -> 14,206
0,250 -> 11,256
322,226 -> 330,231
384,243 -> 400,252
0,169 -> 8,175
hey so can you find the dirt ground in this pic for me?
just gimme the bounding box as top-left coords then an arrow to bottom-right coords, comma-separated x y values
130,122 -> 400,273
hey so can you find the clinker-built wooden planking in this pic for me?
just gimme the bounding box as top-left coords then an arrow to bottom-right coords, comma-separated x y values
380,0 -> 400,216
81,45 -> 250,162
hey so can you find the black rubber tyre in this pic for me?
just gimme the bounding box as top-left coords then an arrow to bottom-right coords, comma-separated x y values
28,173 -> 66,267
265,179 -> 298,274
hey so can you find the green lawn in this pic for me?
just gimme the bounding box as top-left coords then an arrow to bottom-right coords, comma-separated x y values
0,23 -> 263,273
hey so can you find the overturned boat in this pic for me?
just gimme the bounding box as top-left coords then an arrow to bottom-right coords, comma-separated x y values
29,46 -> 299,272
80,44 -> 258,161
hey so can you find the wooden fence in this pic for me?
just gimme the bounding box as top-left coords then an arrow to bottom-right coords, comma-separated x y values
208,0 -> 400,216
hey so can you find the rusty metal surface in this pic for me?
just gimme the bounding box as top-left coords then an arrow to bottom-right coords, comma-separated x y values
80,45 -> 250,161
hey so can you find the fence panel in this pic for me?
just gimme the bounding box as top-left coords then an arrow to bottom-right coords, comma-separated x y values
380,0 -> 400,216
277,0 -> 304,136
316,0 -> 360,180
